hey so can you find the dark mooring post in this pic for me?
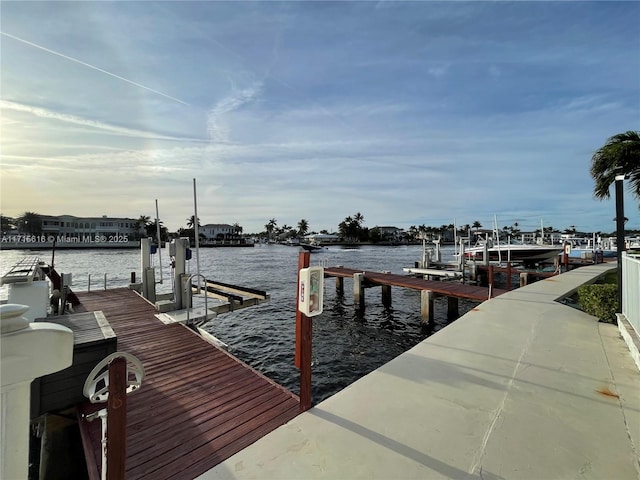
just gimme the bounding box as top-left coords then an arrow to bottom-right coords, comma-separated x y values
447,296 -> 459,320
335,276 -> 344,296
615,171 -> 627,313
295,251 -> 312,411
353,273 -> 365,311
381,271 -> 392,307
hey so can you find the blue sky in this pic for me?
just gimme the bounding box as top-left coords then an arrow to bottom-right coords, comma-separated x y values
1,1 -> 638,234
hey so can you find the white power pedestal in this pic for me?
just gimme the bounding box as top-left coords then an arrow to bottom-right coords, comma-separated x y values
1,304 -> 73,480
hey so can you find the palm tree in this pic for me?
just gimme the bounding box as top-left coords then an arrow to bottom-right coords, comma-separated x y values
590,131 -> 640,204
17,212 -> 42,235
1,214 -> 16,233
265,218 -> 277,240
298,219 -> 309,237
137,215 -> 151,230
186,215 -> 200,229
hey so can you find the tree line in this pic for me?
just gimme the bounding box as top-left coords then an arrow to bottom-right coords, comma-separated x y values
3,131 -> 638,240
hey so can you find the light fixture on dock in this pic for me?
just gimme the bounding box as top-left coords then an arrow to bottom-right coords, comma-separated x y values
614,167 -> 629,313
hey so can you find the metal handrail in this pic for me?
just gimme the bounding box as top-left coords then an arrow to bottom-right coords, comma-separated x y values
622,252 -> 640,336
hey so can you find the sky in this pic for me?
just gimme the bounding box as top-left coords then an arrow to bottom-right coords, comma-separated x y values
1,1 -> 639,235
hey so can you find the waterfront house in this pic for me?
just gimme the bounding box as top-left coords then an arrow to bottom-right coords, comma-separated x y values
40,214 -> 140,240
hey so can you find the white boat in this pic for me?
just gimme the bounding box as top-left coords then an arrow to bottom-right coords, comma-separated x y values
462,237 -> 562,263
299,243 -> 325,252
562,235 -> 621,260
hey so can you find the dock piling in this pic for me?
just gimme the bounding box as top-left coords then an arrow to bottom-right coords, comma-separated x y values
447,296 -> 459,320
381,271 -> 392,307
353,273 -> 365,311
295,252 -> 312,411
421,290 -> 434,325
382,285 -> 392,308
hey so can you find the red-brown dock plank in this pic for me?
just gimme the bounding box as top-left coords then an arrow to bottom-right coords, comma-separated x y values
324,267 -> 507,300
74,288 -> 299,480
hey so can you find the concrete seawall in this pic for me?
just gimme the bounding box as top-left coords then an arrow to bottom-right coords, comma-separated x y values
200,263 -> 640,480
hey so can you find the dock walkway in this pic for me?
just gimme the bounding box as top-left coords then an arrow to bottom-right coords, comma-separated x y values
74,288 -> 300,480
200,263 -> 640,480
324,266 -> 507,301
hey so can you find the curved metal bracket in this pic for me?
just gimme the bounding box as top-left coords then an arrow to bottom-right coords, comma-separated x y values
83,351 -> 145,404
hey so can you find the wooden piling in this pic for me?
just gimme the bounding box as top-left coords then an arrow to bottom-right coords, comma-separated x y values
295,251 -> 312,411
354,273 -> 365,311
469,263 -> 477,282
335,276 -> 344,296
382,285 -> 392,307
421,290 -> 434,325
381,271 -> 391,307
520,272 -> 529,287
447,296 -> 459,320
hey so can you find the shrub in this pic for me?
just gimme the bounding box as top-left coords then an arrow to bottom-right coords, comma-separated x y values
577,284 -> 618,323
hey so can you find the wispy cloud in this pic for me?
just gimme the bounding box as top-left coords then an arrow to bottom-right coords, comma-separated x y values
1,100 -> 207,143
0,31 -> 190,106
207,82 -> 263,142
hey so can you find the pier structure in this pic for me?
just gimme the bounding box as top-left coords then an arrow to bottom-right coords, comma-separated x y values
72,288 -> 300,480
1,253 -> 296,479
324,267 -> 507,324
200,263 -> 640,480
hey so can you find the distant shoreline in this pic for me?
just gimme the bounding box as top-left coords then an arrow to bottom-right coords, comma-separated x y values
0,241 -> 140,250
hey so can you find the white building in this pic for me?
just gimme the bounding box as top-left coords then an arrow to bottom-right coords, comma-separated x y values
40,214 -> 140,238
200,224 -> 242,241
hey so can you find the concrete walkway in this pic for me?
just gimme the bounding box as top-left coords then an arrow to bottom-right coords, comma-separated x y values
199,264 -> 640,480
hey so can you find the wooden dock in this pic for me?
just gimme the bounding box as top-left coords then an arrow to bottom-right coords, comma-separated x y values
323,267 -> 507,323
324,267 -> 506,301
74,288 -> 300,480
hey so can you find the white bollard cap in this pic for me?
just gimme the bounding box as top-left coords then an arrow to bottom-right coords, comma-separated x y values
0,304 -> 29,334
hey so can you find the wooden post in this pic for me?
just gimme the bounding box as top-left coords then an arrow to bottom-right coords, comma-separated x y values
469,263 -> 477,282
335,276 -> 344,296
447,296 -> 458,320
488,265 -> 494,288
381,285 -> 392,308
421,290 -> 434,325
381,271 -> 391,307
353,273 -> 365,311
295,252 -> 312,411
520,272 -> 529,287
506,262 -> 512,291
107,357 -> 127,480
295,252 -> 310,368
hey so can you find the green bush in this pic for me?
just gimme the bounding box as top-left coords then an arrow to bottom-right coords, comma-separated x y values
577,284 -> 619,323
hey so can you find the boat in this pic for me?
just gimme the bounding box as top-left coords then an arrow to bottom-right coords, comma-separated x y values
561,235 -> 623,260
458,216 -> 562,264
300,243 -> 325,252
462,237 -> 563,263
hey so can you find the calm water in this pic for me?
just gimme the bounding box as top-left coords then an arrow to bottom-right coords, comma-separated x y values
0,244 -> 478,404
